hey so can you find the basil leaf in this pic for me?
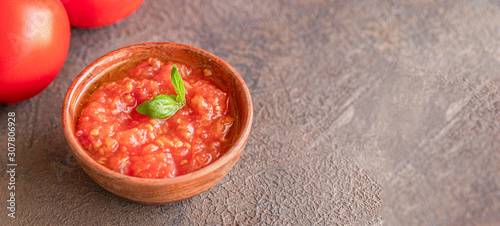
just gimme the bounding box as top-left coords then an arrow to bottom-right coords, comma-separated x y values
135,64 -> 187,119
171,65 -> 186,104
136,95 -> 182,119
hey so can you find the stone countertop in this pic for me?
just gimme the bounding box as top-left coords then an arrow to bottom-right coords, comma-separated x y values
1,0 -> 499,225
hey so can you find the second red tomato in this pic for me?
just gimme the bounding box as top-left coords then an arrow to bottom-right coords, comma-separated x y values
61,0 -> 144,28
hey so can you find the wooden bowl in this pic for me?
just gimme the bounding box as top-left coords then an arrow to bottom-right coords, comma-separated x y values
62,42 -> 253,204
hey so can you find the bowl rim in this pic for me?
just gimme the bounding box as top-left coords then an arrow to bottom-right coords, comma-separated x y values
62,42 -> 253,186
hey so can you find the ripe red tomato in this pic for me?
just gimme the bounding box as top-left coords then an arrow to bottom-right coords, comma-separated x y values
0,0 -> 71,104
61,0 -> 145,28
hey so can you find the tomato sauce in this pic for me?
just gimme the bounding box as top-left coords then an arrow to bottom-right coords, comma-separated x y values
76,58 -> 234,179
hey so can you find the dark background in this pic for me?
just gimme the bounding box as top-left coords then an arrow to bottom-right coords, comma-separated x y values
1,0 -> 499,225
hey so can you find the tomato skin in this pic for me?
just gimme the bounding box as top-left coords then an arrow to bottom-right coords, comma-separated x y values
0,0 -> 70,104
61,0 -> 145,28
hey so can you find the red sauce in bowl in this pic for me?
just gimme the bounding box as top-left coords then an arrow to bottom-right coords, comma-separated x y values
75,58 -> 234,179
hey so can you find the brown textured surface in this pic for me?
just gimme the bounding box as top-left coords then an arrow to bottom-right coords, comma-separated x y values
1,0 -> 499,225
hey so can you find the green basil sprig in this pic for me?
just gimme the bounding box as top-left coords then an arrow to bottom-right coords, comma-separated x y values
136,64 -> 186,119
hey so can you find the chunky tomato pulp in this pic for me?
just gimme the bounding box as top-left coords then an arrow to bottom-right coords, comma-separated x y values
76,58 -> 234,179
